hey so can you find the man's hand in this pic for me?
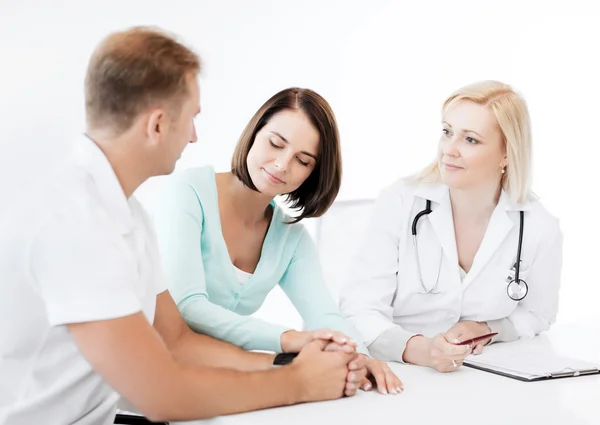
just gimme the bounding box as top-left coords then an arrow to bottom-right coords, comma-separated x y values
290,339 -> 358,402
322,345 -> 403,396
325,348 -> 367,397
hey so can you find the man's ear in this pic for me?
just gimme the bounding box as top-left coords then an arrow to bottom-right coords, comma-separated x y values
146,109 -> 165,145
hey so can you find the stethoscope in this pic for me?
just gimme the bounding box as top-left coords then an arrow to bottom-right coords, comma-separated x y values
411,199 -> 528,301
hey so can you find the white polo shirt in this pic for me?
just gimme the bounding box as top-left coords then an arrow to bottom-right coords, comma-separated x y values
0,135 -> 167,425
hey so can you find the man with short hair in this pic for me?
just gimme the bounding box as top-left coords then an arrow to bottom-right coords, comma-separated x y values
0,26 -> 365,425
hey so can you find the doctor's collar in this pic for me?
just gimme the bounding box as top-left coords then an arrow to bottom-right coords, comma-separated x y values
499,189 -> 534,212
414,183 -> 533,212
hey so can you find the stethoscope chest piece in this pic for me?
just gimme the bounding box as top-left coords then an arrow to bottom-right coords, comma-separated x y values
507,278 -> 528,301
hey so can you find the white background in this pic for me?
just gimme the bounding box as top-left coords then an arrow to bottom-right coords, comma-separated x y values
1,0 -> 599,327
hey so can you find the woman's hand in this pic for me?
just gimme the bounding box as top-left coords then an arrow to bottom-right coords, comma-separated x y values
280,329 -> 356,354
403,334 -> 471,372
361,358 -> 403,395
446,321 -> 492,355
322,350 -> 403,396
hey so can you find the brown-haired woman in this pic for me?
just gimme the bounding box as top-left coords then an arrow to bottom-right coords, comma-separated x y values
153,87 -> 403,396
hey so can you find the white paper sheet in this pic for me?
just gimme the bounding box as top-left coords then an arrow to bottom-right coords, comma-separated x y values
464,341 -> 599,380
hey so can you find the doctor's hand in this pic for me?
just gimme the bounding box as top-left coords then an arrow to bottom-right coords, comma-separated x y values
281,329 -> 357,354
403,334 -> 471,373
446,321 -> 492,356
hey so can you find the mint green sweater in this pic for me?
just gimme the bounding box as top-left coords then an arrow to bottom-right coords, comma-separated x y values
152,166 -> 367,354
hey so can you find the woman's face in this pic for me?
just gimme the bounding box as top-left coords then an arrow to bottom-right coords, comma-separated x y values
438,100 -> 507,191
247,109 -> 319,197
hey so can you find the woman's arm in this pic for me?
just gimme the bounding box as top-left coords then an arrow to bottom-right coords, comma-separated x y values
280,225 -> 409,392
278,228 -> 370,355
152,177 -> 290,352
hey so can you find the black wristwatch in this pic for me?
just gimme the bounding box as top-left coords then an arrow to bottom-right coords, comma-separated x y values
273,352 -> 299,366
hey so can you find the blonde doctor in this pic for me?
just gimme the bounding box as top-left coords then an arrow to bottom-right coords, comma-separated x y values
339,80 -> 562,373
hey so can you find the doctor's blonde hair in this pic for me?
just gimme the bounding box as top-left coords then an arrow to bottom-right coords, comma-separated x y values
413,80 -> 532,204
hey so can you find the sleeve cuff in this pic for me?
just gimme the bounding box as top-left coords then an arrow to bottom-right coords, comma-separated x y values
367,325 -> 419,364
45,288 -> 142,326
487,318 -> 519,343
256,325 -> 293,353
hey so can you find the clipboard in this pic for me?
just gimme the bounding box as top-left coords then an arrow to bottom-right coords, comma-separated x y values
464,360 -> 600,382
463,345 -> 600,382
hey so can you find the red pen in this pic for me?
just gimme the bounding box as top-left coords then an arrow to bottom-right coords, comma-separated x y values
455,332 -> 498,346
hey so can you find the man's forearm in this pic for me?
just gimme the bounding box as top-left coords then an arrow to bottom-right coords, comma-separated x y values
155,364 -> 304,421
172,328 -> 275,371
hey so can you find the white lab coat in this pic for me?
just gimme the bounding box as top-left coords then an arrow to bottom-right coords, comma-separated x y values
339,179 -> 562,363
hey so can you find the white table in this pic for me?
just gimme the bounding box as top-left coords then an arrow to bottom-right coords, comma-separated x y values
176,323 -> 600,425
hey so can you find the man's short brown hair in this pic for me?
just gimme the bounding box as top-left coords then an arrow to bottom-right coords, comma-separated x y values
231,87 -> 343,223
85,26 -> 201,134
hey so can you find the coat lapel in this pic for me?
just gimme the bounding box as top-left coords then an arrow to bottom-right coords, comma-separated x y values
462,191 -> 532,288
462,205 -> 514,288
414,184 -> 534,290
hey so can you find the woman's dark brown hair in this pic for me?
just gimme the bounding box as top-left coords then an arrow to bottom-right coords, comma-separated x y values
231,87 -> 342,223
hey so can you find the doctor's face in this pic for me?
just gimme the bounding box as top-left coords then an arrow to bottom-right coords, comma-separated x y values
437,100 -> 506,191
246,109 -> 319,198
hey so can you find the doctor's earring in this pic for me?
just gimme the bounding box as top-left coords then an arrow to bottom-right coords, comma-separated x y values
501,166 -> 506,174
